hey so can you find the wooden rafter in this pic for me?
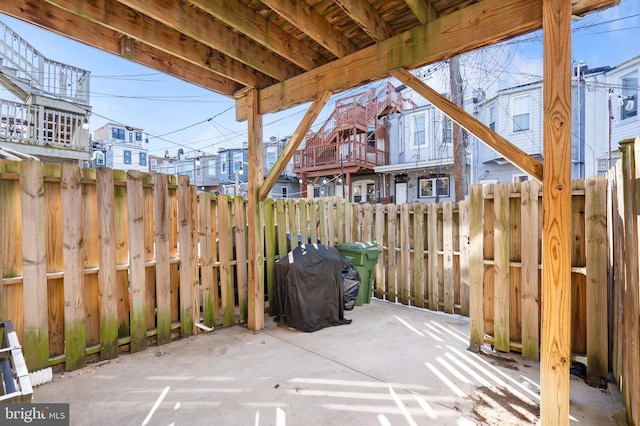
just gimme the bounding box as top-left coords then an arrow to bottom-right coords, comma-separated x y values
403,0 -> 438,24
260,0 -> 358,58
0,1 -> 245,95
187,0 -> 327,71
38,0 -> 276,88
117,0 -> 302,81
334,0 -> 393,42
239,0 -> 618,119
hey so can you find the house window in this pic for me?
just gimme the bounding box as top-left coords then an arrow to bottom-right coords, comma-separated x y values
129,132 -> 133,143
419,176 -> 449,198
281,187 -> 288,198
413,115 -> 426,146
512,95 -> 530,132
489,105 -> 497,131
135,132 -> 143,141
443,117 -> 452,144
512,174 -> 529,183
266,148 -> 277,169
150,159 -> 158,172
621,73 -> 638,121
123,150 -> 131,164
139,153 -> 147,166
208,160 -> 216,176
234,152 -> 244,172
95,151 -> 105,166
222,160 -> 227,174
112,127 -> 125,140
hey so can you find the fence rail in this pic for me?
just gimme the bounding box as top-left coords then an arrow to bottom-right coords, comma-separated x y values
0,158 -> 635,423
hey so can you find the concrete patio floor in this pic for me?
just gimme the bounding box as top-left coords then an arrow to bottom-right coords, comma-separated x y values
32,300 -> 627,425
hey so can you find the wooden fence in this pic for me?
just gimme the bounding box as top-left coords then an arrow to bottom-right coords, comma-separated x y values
610,137 -> 640,426
0,158 -> 632,422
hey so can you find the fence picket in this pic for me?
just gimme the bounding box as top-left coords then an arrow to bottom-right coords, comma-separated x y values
127,171 -> 146,353
178,176 -> 197,336
521,180 -> 540,360
199,193 -> 215,328
374,204 -> 385,300
154,175 -> 171,345
443,202 -> 454,314
61,164 -> 85,370
412,203 -> 425,308
97,167 -> 118,360
399,203 -> 410,305
493,182 -> 510,352
264,199 -> 277,316
585,176 -> 608,383
218,194 -> 234,326
458,199 -> 470,316
468,185 -> 484,350
234,196 -> 248,323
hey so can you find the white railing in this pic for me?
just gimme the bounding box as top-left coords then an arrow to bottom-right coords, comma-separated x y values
0,20 -> 90,104
0,98 -> 89,150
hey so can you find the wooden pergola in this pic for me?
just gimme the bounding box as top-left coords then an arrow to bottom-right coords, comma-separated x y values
0,0 -> 619,423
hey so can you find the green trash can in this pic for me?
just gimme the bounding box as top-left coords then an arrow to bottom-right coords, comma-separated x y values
337,242 -> 381,306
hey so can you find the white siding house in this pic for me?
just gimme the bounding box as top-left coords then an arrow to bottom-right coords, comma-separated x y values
375,104 -> 458,203
583,55 -> 640,176
92,122 -> 149,172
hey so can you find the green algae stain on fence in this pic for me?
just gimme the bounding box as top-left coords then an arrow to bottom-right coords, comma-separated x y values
24,328 -> 49,372
65,321 -> 86,371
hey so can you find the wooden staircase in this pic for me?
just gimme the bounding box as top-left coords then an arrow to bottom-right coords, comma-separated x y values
293,82 -> 410,176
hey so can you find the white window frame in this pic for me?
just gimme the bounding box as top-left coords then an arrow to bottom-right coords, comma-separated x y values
511,95 -> 531,132
411,114 -> 426,147
123,150 -> 132,165
620,72 -> 638,121
512,174 -> 529,183
489,104 -> 497,131
418,176 -> 449,198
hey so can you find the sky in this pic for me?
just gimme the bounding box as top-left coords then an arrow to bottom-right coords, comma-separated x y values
1,0 -> 638,159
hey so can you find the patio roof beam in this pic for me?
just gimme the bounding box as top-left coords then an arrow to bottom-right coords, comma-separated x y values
237,0 -> 619,120
258,91 -> 332,201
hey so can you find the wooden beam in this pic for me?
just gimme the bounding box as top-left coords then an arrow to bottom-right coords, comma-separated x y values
241,0 -> 617,119
403,0 -> 437,24
118,0 -> 301,81
390,67 -> 543,182
0,1 -> 245,94
258,90 -> 332,200
40,0 -> 275,88
119,36 -> 244,95
334,0 -> 394,42
246,89 -> 265,331
187,0 -> 326,71
541,0 -> 573,424
261,0 -> 358,58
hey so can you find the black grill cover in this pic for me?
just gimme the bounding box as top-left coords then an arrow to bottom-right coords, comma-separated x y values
275,244 -> 352,332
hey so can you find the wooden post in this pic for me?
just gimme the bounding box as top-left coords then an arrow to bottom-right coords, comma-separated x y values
127,171 -> 146,353
541,0 -> 573,423
97,167 -> 118,360
61,164 -> 86,370
246,88 -> 265,331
